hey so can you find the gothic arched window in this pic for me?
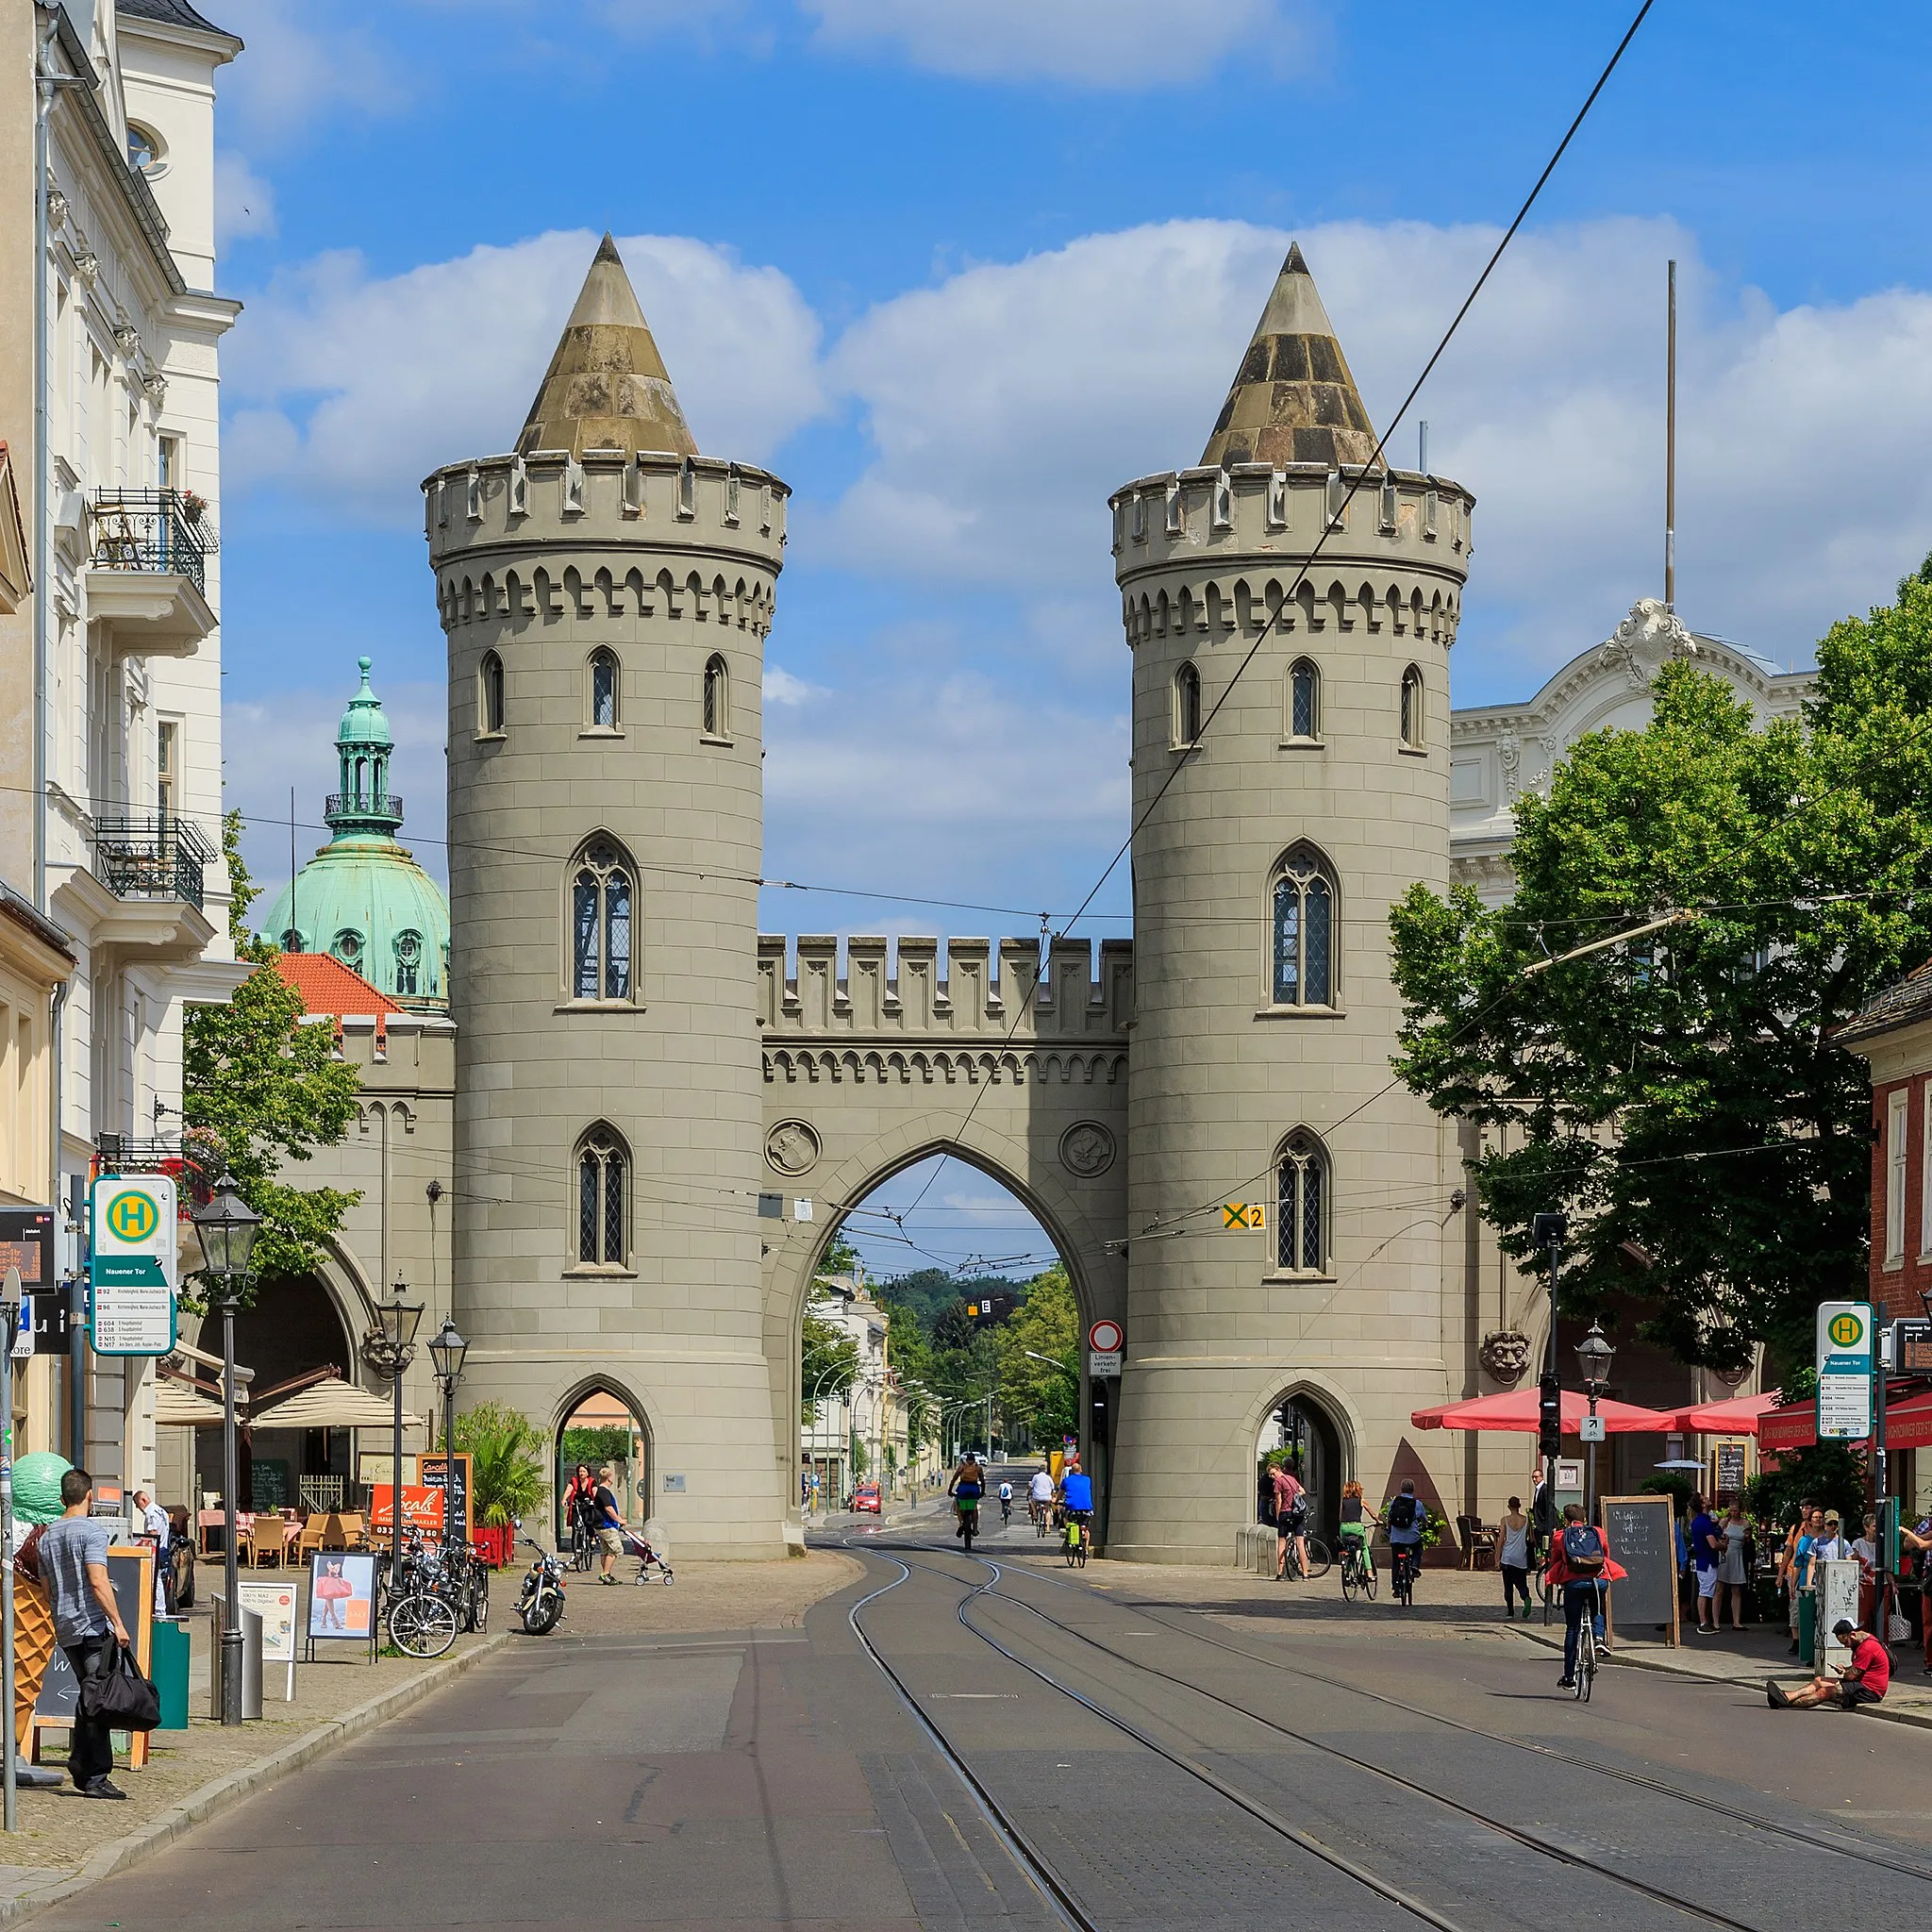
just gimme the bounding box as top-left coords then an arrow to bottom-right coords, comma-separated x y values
1173,660 -> 1202,747
479,650 -> 505,736
1288,658 -> 1321,741
1400,664 -> 1424,749
703,654 -> 729,739
1272,848 -> 1335,1008
1276,1131 -> 1328,1274
590,648 -> 619,728
569,836 -> 635,1003
575,1124 -> 629,1267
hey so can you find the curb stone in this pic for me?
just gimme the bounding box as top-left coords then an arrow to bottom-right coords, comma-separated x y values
1507,1620 -> 1932,1733
0,1633 -> 510,1927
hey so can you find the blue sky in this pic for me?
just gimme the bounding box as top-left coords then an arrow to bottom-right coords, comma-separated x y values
205,1 -> 1932,1274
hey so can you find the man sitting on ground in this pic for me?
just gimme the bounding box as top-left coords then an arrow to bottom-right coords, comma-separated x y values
1769,1619 -> 1890,1709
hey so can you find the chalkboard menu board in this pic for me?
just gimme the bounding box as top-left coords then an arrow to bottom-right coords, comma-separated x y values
416,1453 -> 472,1541
1601,1494 -> 1679,1646
33,1547 -> 156,1770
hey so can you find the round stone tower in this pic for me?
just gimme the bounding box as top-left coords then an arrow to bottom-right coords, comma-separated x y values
424,236 -> 790,1557
1106,244 -> 1474,1563
262,657 -> 451,1008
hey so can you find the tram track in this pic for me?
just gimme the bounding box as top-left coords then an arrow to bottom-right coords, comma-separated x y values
976,1546 -> 1932,1888
851,1546 -> 1479,1931
845,1528 -> 1932,1931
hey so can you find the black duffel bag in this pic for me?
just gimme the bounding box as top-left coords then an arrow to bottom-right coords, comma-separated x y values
77,1635 -> 161,1732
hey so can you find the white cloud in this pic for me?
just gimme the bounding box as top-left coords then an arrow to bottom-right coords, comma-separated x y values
803,0 -> 1307,87
212,0 -> 409,147
762,652 -> 1128,918
225,230 -> 825,527
213,151 -> 275,243
819,215 -> 1932,684
762,665 -> 822,707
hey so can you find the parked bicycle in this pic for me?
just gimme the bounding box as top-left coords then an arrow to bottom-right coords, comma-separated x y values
1282,1534 -> 1332,1582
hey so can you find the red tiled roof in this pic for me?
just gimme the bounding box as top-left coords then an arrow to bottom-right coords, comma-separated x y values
272,951 -> 400,1031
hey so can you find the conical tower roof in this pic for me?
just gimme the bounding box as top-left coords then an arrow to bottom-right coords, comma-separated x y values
1200,242 -> 1381,471
517,233 -> 697,460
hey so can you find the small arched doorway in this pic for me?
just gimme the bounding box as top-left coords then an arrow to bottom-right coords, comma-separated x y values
556,1388 -> 652,1543
1256,1390 -> 1347,1546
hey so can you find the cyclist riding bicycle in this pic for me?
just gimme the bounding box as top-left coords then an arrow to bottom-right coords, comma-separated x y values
948,1453 -> 986,1541
1548,1502 -> 1624,1688
998,1480 -> 1013,1524
1058,1462 -> 1094,1557
1027,1466 -> 1054,1528
1385,1479 -> 1425,1599
1338,1479 -> 1376,1583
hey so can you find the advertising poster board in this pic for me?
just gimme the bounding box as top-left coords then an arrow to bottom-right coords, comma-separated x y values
1713,1440 -> 1747,1499
31,1547 -> 155,1770
369,1486 -> 445,1534
306,1552 -> 378,1662
236,1580 -> 299,1700
1600,1494 -> 1679,1647
415,1454 -> 472,1541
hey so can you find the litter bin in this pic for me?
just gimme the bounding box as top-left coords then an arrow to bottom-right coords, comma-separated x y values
150,1618 -> 190,1731
208,1597 -> 265,1722
1797,1585 -> 1816,1666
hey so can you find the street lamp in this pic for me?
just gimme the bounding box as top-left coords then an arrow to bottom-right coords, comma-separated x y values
192,1172 -> 261,1726
426,1319 -> 467,1555
1575,1320 -> 1616,1517
363,1279 -> 423,1616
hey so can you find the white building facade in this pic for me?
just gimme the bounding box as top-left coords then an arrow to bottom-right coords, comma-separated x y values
31,0 -> 244,1491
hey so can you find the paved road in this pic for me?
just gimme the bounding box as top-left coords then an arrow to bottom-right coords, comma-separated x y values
33,1507 -> 1932,1930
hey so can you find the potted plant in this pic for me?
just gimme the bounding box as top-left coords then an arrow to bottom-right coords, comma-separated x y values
178,489 -> 208,525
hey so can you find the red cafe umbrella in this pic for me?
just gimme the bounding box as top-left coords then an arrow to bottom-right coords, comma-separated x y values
1410,1387 -> 1674,1433
1663,1391 -> 1781,1437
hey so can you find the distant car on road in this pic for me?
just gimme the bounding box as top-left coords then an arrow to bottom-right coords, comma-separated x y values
851,1481 -> 882,1514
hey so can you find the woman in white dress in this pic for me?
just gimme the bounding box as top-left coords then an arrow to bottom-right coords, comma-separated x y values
1716,1500 -> 1751,1633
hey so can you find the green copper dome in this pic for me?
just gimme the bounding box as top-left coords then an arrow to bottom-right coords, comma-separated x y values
261,658 -> 451,1007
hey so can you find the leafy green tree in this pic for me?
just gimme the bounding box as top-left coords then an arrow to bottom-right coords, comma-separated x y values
180,813 -> 360,1306
996,1263 -> 1079,1443
452,1401 -> 548,1526
1391,572 -> 1932,1371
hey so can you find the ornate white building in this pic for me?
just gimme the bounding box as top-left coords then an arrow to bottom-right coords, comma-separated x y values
1,0 -> 245,1480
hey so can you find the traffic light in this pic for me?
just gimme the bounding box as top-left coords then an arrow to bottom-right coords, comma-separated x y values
1537,1372 -> 1562,1460
970,1293 -> 1015,1329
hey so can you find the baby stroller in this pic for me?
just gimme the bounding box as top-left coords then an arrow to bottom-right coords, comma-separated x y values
621,1524 -> 674,1586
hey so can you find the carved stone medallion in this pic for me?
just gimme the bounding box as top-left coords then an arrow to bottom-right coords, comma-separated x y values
764,1120 -> 820,1177
1058,1122 -> 1116,1178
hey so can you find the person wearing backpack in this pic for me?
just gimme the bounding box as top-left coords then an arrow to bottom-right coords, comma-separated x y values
1547,1503 -> 1625,1689
1385,1481 -> 1425,1600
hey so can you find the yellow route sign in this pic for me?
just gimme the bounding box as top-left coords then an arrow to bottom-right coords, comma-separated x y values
1222,1203 -> 1266,1230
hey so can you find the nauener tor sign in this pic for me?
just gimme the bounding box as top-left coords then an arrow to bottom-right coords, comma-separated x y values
90,1173 -> 178,1356
1815,1299 -> 1874,1441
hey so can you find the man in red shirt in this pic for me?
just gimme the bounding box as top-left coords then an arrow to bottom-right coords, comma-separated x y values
1270,1462 -> 1307,1581
1768,1619 -> 1890,1709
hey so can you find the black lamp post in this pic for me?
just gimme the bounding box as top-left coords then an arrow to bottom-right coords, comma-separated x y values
1575,1320 -> 1616,1517
192,1173 -> 261,1725
364,1280 -> 423,1617
426,1319 -> 467,1555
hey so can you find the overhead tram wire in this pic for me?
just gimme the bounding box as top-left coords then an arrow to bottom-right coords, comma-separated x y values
889,0 -> 1657,1231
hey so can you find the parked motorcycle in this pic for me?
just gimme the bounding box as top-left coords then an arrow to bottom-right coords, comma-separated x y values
513,1529 -> 567,1636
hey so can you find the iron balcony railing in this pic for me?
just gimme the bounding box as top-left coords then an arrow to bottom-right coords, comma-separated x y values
89,489 -> 216,597
92,815 -> 215,910
325,791 -> 403,821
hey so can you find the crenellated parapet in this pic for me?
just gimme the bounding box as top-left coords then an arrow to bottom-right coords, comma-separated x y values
757,934 -> 1133,1043
423,449 -> 787,635
1110,462 -> 1471,649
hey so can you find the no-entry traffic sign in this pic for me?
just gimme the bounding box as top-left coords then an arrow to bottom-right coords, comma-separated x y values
1088,1318 -> 1124,1376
